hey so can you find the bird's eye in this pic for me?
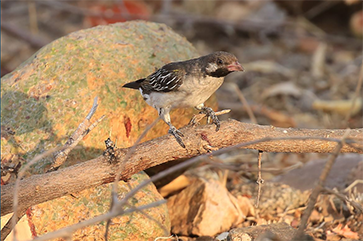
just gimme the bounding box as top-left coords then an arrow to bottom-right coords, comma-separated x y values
217,58 -> 223,65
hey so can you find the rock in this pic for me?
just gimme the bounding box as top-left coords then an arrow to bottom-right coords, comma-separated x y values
272,154 -> 363,191
228,222 -> 314,241
1,21 -> 217,175
29,172 -> 170,240
167,178 -> 245,237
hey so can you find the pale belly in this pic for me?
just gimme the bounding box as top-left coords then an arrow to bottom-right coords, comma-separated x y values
141,76 -> 223,110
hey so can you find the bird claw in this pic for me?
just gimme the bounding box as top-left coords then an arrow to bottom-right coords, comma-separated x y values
168,126 -> 186,148
201,107 -> 220,131
188,115 -> 199,127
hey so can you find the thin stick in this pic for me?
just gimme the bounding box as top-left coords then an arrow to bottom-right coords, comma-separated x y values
0,21 -> 48,48
28,1 -> 39,34
31,200 -> 166,241
294,130 -> 350,238
111,117 -> 160,196
11,146 -> 64,241
322,187 -> 363,214
3,133 -> 361,217
230,83 -> 257,124
106,117 -> 161,238
10,97 -> 102,240
1,207 -> 27,241
9,135 -> 356,241
255,150 -> 264,207
345,180 -> 363,193
344,62 -> 363,127
48,97 -> 103,172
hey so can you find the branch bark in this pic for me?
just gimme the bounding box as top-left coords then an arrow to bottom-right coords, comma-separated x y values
1,119 -> 362,216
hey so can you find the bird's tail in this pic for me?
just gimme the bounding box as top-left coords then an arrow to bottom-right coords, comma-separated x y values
122,79 -> 144,89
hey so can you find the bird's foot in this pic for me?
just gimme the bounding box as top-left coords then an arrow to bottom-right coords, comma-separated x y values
188,115 -> 200,127
200,107 -> 220,131
168,126 -> 185,148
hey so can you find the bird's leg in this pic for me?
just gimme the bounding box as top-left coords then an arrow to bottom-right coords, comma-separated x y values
159,107 -> 186,148
191,103 -> 220,131
201,107 -> 220,131
168,125 -> 185,148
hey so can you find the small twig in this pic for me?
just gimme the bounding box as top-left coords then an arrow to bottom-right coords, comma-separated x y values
11,146 -> 65,241
28,1 -> 39,35
294,130 -> 350,239
104,191 -> 119,241
125,202 -> 169,236
48,97 -> 103,172
111,117 -> 160,196
344,62 -> 363,126
37,0 -> 362,47
188,109 -> 230,126
3,122 -> 362,217
322,187 -> 363,214
1,21 -> 48,49
105,117 -> 160,238
255,150 -> 264,208
31,200 -> 166,241
345,180 -> 363,193
304,1 -> 338,19
10,98 -> 101,239
230,83 -> 257,124
1,207 -> 27,241
86,97 -> 99,120
311,42 -> 327,78
154,235 -> 175,241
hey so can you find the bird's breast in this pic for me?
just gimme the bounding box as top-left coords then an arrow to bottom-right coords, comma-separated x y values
176,76 -> 224,107
142,76 -> 224,110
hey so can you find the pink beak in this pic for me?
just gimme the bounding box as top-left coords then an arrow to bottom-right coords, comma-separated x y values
227,61 -> 244,72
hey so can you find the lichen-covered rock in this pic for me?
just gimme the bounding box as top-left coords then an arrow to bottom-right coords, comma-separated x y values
1,21 -> 217,174
30,172 -> 170,241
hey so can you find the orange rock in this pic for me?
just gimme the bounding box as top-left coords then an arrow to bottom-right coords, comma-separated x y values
1,21 -> 217,174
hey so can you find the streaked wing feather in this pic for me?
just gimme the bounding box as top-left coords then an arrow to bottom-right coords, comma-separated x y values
147,67 -> 183,92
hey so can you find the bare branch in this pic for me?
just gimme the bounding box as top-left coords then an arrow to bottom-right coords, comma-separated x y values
0,207 -> 27,241
47,97 -> 103,172
255,151 -> 264,208
31,200 -> 166,241
1,120 -> 362,217
86,97 -> 99,120
294,130 -> 350,239
344,62 -> 363,126
1,21 -> 48,48
322,187 -> 363,214
229,82 -> 257,124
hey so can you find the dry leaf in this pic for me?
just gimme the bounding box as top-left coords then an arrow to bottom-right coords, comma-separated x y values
261,82 -> 302,100
332,224 -> 360,239
159,174 -> 190,197
243,60 -> 295,77
312,98 -> 363,116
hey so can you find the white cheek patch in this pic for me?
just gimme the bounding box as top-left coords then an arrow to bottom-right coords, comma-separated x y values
206,63 -> 218,73
139,88 -> 151,105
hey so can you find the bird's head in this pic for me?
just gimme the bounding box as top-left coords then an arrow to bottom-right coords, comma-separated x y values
203,51 -> 244,78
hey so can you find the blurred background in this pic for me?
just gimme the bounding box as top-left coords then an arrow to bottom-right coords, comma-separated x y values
1,0 -> 362,78
2,0 -> 362,167
1,2 -> 362,239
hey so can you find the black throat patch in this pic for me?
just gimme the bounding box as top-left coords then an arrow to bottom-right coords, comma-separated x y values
207,68 -> 232,78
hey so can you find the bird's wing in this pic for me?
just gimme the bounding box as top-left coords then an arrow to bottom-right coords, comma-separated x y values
145,65 -> 184,92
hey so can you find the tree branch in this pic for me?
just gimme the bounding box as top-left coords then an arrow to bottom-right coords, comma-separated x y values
1,119 -> 362,216
47,97 -> 104,172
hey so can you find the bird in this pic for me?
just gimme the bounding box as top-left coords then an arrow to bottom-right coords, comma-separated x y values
123,51 -> 244,148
